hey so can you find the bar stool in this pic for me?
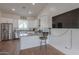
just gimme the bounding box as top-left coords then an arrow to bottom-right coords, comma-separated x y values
39,32 -> 48,55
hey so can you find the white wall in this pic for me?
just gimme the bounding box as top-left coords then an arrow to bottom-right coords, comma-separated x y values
27,19 -> 38,29
0,17 -> 19,29
49,29 -> 79,55
0,11 -> 2,17
1,12 -> 20,19
0,12 -> 20,29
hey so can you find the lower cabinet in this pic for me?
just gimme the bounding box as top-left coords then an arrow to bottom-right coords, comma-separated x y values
20,36 -> 40,49
50,29 -> 79,54
72,29 -> 79,50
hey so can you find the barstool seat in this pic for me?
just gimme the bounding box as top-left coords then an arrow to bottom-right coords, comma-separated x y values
40,37 -> 47,40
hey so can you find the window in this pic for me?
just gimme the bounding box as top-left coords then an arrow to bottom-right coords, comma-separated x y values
18,20 -> 28,30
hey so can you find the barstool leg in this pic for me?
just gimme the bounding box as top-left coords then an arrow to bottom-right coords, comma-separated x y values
40,39 -> 42,54
40,39 -> 47,55
45,39 -> 47,54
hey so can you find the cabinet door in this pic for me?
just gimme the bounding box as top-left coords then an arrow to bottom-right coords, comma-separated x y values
40,15 -> 49,28
51,29 -> 72,50
65,30 -> 72,49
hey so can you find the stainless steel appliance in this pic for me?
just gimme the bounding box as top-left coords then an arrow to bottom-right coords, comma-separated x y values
1,23 -> 13,41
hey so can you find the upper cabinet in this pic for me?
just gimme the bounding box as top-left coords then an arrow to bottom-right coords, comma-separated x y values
40,15 -> 50,29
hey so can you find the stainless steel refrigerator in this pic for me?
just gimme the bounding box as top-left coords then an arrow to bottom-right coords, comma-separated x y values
1,23 -> 13,41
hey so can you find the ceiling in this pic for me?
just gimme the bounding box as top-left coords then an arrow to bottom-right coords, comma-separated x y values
0,3 -> 47,17
0,3 -> 79,17
47,3 -> 79,17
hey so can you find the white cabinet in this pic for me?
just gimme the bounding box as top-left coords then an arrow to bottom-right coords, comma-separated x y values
72,29 -> 79,50
20,36 -> 40,49
49,29 -> 66,54
50,29 -> 71,49
50,29 -> 79,54
40,15 -> 49,29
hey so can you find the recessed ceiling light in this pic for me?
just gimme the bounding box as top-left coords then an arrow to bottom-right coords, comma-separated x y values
32,3 -> 35,5
11,8 -> 15,11
28,11 -> 32,14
